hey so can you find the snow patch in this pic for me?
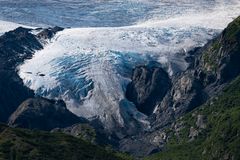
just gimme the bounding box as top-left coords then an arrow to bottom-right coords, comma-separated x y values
0,20 -> 32,35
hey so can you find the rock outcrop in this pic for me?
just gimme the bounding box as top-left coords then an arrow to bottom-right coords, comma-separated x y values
121,16 -> 240,157
152,16 -> 240,129
0,27 -> 62,122
0,27 -> 42,122
37,26 -> 64,39
52,123 -> 96,143
0,27 -> 43,69
199,17 -> 240,84
8,98 -> 87,131
126,66 -> 171,115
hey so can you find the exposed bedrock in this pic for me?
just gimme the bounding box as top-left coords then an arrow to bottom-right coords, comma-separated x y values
0,26 -> 62,122
8,98 -> 87,131
0,27 -> 42,122
1,16 -> 240,157
36,26 -> 64,39
152,16 -> 240,129
120,17 -> 240,156
126,66 -> 171,116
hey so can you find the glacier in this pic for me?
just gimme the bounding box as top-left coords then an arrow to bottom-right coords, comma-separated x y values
1,0 -> 239,133
0,0 -> 239,28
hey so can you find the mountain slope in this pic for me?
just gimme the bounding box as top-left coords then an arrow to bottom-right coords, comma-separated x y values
8,98 -> 87,131
0,124 -> 131,160
152,16 -> 240,128
17,1 -> 240,136
200,15 -> 240,83
146,75 -> 240,160
146,16 -> 240,160
0,27 -> 41,122
117,16 -> 240,157
0,27 -> 62,122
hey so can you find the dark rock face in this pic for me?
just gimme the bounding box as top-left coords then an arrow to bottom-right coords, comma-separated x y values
199,16 -> 240,85
0,27 -> 43,122
8,98 -> 87,131
152,16 -> 240,128
37,26 -> 64,39
0,71 -> 34,122
153,71 -> 207,128
120,17 -> 240,157
126,66 -> 171,115
0,27 -> 43,69
0,27 -> 62,122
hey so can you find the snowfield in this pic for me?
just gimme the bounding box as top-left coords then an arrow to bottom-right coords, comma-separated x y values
0,20 -> 31,35
1,0 -> 238,132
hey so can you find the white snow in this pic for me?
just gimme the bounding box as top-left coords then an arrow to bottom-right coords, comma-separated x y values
17,0 -> 240,132
0,20 -> 32,35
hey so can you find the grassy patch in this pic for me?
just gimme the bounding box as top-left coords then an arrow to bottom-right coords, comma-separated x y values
0,125 -> 132,160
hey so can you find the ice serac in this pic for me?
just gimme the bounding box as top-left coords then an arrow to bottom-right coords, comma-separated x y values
18,0 -> 240,134
18,26 -> 213,133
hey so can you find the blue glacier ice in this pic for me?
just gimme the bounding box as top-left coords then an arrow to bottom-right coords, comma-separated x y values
1,0 -> 240,133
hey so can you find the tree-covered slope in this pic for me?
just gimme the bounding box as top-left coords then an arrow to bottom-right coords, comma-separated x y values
0,124 -> 131,160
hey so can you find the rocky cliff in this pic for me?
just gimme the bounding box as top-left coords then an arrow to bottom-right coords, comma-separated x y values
120,16 -> 240,157
0,27 -> 42,122
126,66 -> 171,115
152,16 -> 240,129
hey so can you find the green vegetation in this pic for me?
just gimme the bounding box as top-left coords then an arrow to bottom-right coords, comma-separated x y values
146,76 -> 240,160
202,40 -> 221,71
202,16 -> 240,72
70,124 -> 97,143
77,124 -> 96,141
0,124 -> 132,160
224,16 -> 240,43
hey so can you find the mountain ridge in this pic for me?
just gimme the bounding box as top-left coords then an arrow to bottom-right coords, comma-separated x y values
118,16 -> 240,157
0,15 -> 240,160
